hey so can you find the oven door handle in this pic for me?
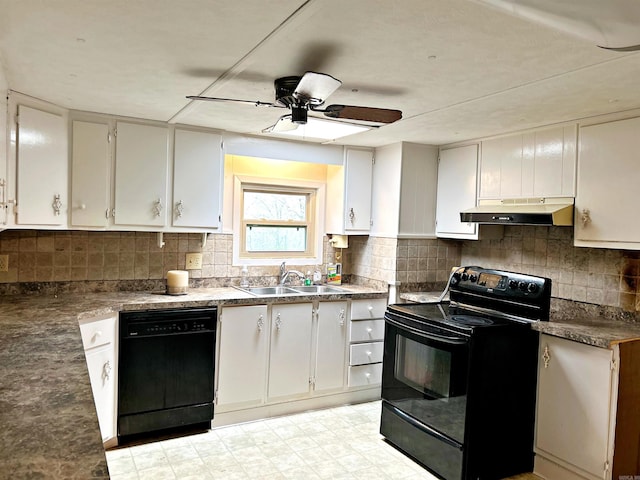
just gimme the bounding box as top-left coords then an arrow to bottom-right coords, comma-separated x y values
385,315 -> 468,345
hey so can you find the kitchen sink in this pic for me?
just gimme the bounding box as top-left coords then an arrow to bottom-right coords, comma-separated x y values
290,285 -> 346,294
239,286 -> 300,296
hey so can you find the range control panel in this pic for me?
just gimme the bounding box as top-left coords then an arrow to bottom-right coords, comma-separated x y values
449,266 -> 549,300
127,317 -> 214,337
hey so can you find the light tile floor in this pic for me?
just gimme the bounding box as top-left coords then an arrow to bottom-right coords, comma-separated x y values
106,401 -> 542,480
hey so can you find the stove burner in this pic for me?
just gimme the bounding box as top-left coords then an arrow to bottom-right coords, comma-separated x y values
448,315 -> 494,326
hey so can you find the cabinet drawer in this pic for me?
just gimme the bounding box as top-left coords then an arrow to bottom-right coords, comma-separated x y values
348,363 -> 383,387
350,319 -> 385,342
79,315 -> 116,350
350,298 -> 387,320
350,342 -> 384,365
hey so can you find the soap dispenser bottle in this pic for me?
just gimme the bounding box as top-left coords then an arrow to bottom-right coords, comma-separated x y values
240,265 -> 249,288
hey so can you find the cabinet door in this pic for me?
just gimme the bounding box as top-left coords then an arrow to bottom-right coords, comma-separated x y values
533,126 -> 576,198
535,335 -> 613,478
575,117 -> 640,246
344,148 -> 373,232
314,301 -> 347,393
172,129 -> 222,229
114,122 -> 168,227
16,105 -> 68,226
71,121 -> 111,228
217,305 -> 268,408
268,303 -> 313,400
85,344 -> 116,442
436,144 -> 478,239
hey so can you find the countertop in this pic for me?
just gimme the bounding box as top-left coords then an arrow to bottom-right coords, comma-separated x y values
0,285 -> 386,479
399,291 -> 640,349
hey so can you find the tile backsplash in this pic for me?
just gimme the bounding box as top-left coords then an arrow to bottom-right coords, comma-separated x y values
461,225 -> 640,312
2,226 -> 639,313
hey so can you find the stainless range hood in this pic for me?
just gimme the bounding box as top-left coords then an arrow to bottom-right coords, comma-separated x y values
461,198 -> 574,226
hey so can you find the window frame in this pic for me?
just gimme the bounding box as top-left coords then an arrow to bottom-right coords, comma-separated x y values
232,175 -> 325,266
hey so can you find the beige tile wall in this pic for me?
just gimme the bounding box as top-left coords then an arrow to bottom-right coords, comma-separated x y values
461,225 -> 640,311
395,238 -> 462,290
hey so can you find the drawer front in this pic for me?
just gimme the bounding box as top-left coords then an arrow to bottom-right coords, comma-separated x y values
79,315 -> 117,350
350,342 -> 384,365
348,363 -> 383,387
350,319 -> 385,342
350,298 -> 387,320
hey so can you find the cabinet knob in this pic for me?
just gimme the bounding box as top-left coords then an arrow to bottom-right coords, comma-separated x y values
80,203 -> 86,210
581,209 -> 591,227
542,345 -> 550,369
349,207 -> 355,224
176,200 -> 184,218
365,372 -> 371,378
367,305 -> 373,312
339,308 -> 345,326
153,198 -> 163,217
102,360 -> 112,383
91,331 -> 102,343
366,327 -> 373,334
275,313 -> 282,331
366,351 -> 372,356
52,194 -> 62,216
257,314 -> 264,332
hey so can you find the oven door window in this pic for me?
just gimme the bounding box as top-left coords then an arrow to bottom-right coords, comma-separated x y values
382,322 -> 469,445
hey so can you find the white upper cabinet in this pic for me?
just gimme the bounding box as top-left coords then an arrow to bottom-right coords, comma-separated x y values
15,105 -> 68,226
71,120 -> 111,228
436,144 -> 479,239
371,142 -> 438,238
326,147 -> 373,234
113,122 -> 168,228
479,125 -> 576,200
172,128 -> 222,230
575,116 -> 640,249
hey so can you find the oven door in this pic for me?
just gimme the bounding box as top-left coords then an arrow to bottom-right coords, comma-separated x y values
381,312 -> 469,478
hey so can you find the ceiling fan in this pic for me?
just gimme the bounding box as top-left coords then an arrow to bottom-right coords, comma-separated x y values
187,71 -> 402,131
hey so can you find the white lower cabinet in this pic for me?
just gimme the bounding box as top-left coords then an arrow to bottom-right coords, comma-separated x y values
267,303 -> 313,401
348,298 -> 387,388
314,301 -> 348,393
216,299 -> 382,414
216,305 -> 269,409
79,314 -> 117,446
535,334 -> 616,480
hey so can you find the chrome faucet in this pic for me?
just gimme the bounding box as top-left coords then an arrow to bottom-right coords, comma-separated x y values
279,262 -> 305,285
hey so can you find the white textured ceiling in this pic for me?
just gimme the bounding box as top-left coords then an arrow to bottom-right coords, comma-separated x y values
0,0 -> 639,147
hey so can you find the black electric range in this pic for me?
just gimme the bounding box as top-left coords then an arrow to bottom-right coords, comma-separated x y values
380,266 -> 551,480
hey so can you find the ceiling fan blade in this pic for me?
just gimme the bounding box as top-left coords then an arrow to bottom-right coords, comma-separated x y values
263,115 -> 299,133
293,72 -> 341,105
186,95 -> 277,107
321,105 -> 402,124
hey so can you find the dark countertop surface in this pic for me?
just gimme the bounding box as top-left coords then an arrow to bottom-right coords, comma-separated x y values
399,291 -> 640,349
0,285 -> 386,479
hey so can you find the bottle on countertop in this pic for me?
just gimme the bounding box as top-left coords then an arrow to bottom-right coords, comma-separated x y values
313,265 -> 322,285
304,271 -> 312,286
240,265 -> 249,288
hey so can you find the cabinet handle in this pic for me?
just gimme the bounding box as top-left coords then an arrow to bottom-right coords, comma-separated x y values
153,198 -> 163,217
366,327 -> 373,334
581,209 -> 591,227
365,372 -> 371,378
52,194 -> 62,216
105,208 -> 110,219
349,207 -> 355,224
367,305 -> 373,313
366,351 -> 372,356
176,200 -> 184,218
102,360 -> 112,383
339,308 -> 345,326
275,313 -> 282,331
542,345 -> 550,369
91,331 -> 103,343
257,314 -> 264,332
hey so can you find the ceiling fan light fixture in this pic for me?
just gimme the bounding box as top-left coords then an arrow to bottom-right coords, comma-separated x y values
265,116 -> 370,141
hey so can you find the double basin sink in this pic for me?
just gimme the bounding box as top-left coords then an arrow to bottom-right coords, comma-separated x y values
238,285 -> 346,296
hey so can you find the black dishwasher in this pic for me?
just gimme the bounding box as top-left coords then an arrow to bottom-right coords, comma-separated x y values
118,307 -> 217,438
